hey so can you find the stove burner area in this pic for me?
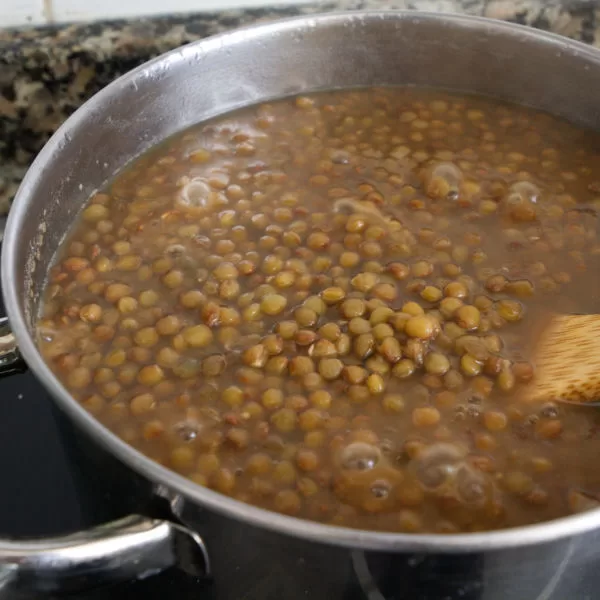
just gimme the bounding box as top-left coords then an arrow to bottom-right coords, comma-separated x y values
351,540 -> 592,600
352,551 -> 484,600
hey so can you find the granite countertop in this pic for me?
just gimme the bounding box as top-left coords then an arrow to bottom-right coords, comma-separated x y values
0,0 -> 598,216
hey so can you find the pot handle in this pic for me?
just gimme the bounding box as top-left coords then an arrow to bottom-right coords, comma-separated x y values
0,317 -> 27,377
0,514 -> 210,596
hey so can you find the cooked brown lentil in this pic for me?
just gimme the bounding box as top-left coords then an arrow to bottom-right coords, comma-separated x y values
37,88 -> 600,534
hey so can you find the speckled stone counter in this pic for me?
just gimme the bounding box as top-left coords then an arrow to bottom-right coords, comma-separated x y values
0,0 -> 598,214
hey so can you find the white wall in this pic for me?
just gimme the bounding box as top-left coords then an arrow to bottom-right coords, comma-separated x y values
1,0 -> 311,28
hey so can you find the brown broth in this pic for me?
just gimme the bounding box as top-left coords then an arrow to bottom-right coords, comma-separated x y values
37,88 -> 600,533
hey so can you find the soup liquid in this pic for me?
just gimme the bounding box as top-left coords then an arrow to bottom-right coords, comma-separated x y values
37,88 -> 600,533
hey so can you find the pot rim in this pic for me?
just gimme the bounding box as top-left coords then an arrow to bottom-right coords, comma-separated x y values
4,9 -> 600,552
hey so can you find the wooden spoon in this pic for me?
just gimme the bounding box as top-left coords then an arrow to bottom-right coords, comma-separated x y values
523,314 -> 600,404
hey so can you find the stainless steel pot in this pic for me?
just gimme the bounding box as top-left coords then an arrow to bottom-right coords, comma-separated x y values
3,10 -> 600,598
